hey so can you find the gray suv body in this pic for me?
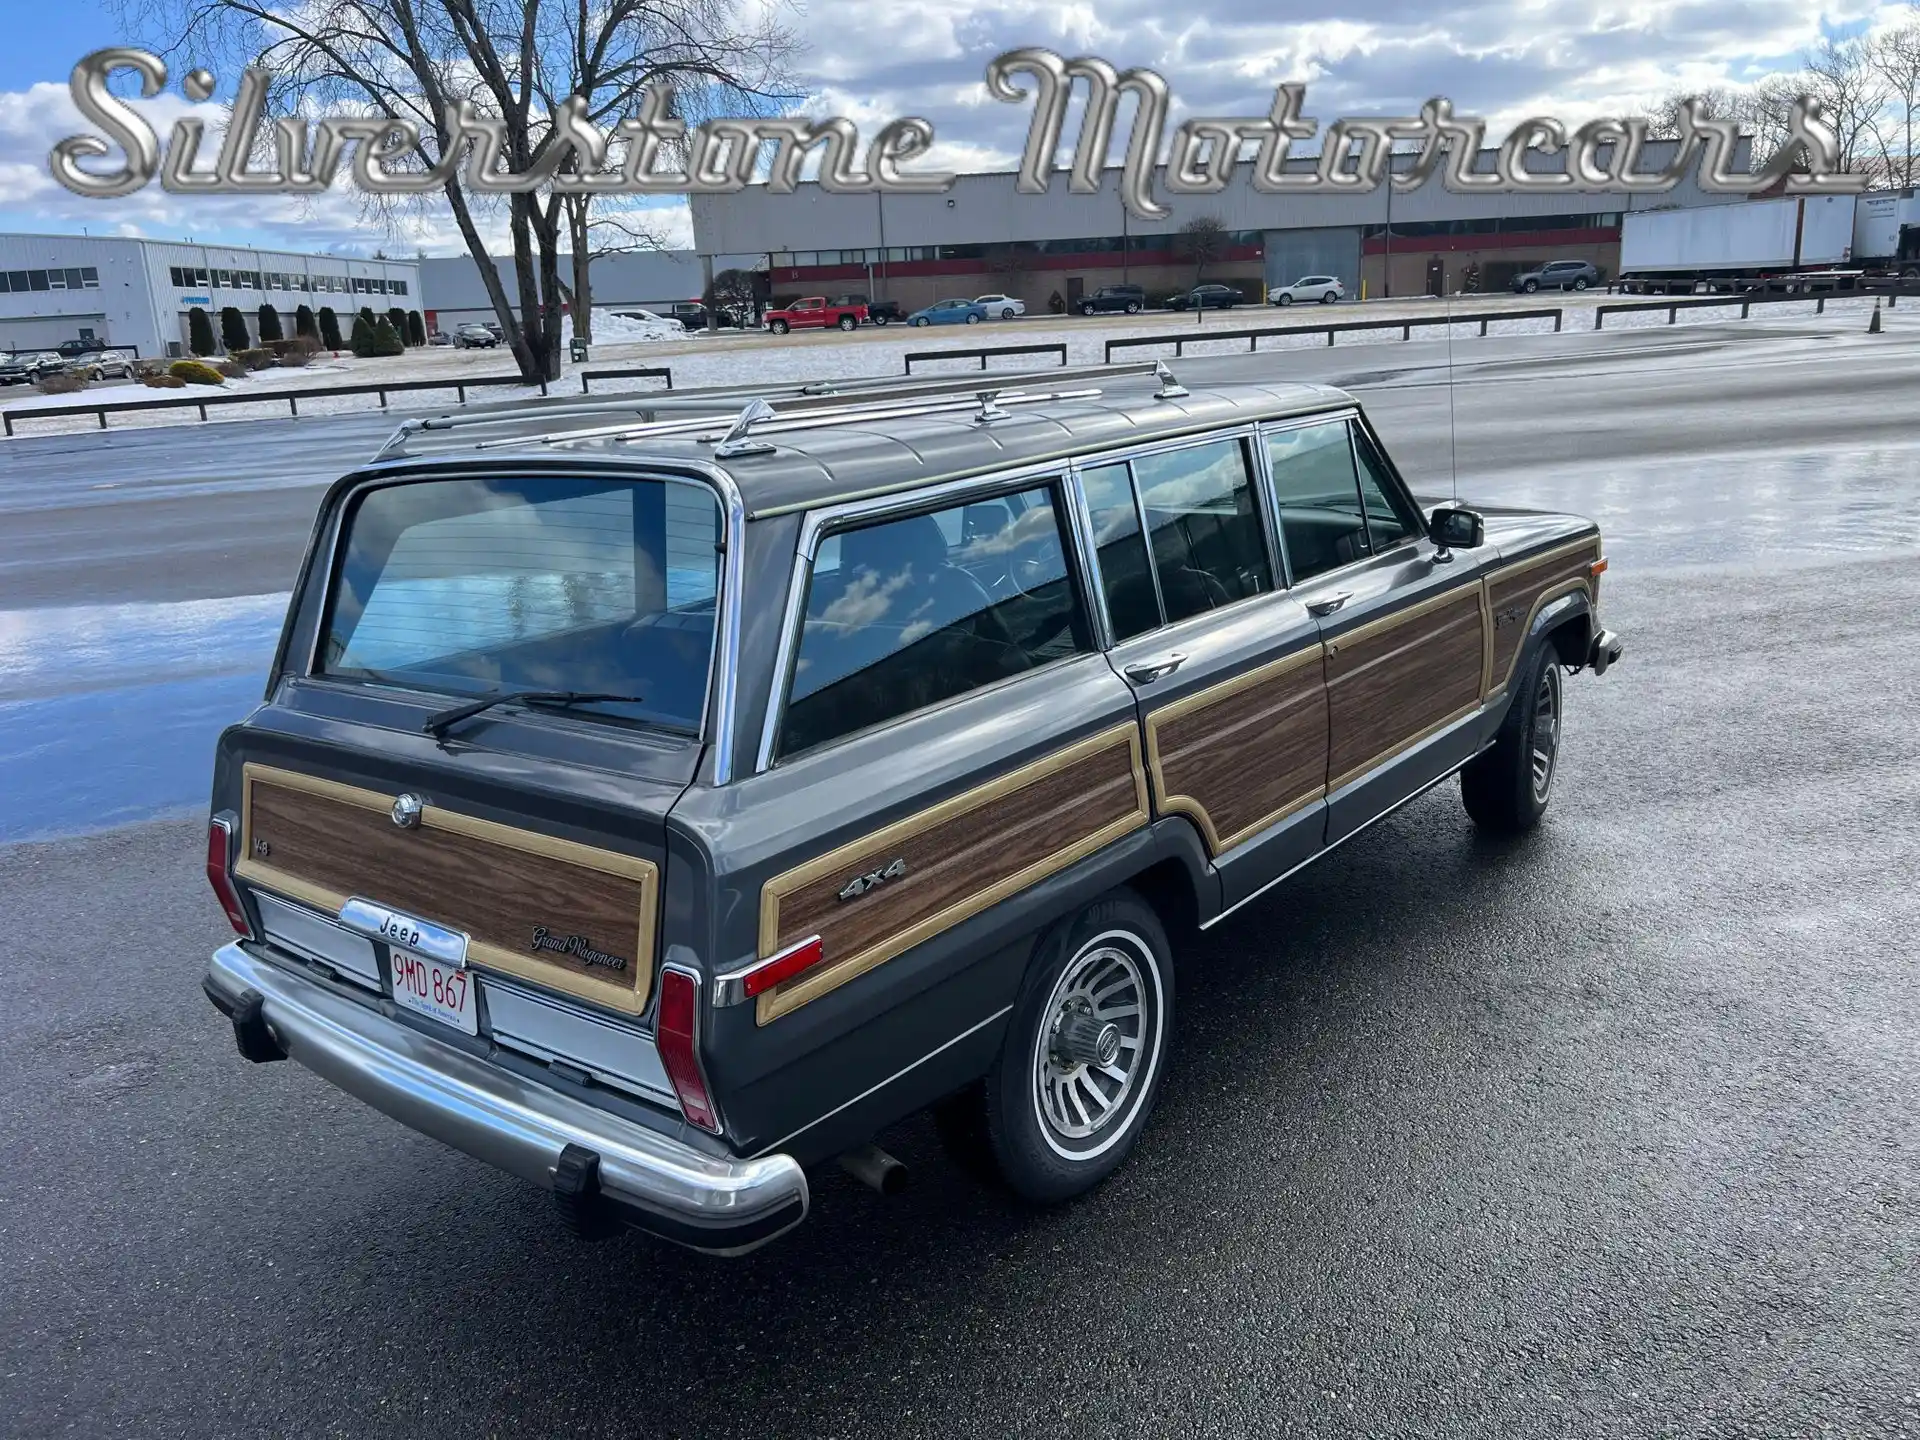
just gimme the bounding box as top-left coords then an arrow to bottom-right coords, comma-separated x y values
1512,260 -> 1599,292
201,363 -> 1622,1254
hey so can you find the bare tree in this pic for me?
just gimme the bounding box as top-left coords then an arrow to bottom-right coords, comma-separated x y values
115,0 -> 798,383
1804,35 -> 1893,181
557,200 -> 673,344
1178,215 -> 1228,284
703,265 -> 760,323
1870,17 -> 1920,188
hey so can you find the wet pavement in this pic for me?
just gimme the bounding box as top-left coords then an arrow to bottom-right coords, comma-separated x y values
2,310 -> 1918,1437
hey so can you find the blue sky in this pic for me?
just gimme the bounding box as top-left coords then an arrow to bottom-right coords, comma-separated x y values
0,0 -> 1906,257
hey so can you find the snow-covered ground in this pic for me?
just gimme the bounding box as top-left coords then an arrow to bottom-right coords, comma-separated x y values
0,292 -> 1899,439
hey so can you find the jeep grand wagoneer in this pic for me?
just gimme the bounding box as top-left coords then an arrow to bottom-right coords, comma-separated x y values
201,362 -> 1621,1253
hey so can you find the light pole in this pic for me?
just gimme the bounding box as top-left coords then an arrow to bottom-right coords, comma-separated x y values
1382,149 -> 1393,300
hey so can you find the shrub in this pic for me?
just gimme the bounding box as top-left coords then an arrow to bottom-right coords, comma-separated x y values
215,358 -> 246,379
358,306 -> 377,330
278,346 -> 312,368
36,370 -> 90,394
348,311 -> 375,356
368,315 -> 405,357
219,306 -> 250,353
318,306 -> 343,349
187,307 -> 217,356
257,303 -> 283,343
141,372 -> 188,389
386,306 -> 408,342
235,347 -> 277,372
405,311 -> 426,346
169,359 -> 225,386
294,303 -> 317,339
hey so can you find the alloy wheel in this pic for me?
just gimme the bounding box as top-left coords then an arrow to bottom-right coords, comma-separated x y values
1530,663 -> 1562,802
1030,934 -> 1159,1157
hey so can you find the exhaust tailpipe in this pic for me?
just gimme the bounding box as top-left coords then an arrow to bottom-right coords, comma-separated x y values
838,1143 -> 909,1196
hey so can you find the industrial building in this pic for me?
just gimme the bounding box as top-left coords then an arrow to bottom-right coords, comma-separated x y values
0,234 -> 421,359
688,139 -> 1754,310
418,249 -> 761,331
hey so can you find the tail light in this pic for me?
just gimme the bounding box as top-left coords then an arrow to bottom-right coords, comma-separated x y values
206,814 -> 253,939
656,966 -> 721,1134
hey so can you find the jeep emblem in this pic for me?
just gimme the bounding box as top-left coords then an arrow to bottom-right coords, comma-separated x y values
838,857 -> 907,902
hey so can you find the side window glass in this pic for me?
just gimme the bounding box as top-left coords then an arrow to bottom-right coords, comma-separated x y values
1352,428 -> 1420,553
1264,421 -> 1368,582
1079,463 -> 1161,642
778,485 -> 1092,759
1130,439 -> 1272,624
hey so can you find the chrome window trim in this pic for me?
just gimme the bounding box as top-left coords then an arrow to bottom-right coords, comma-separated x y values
1257,408 -> 1425,592
752,457 -> 1095,774
1061,465 -> 1114,652
297,462 -> 743,781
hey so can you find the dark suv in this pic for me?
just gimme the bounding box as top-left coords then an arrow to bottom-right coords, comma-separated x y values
1077,285 -> 1146,315
1512,260 -> 1599,293
1168,283 -> 1246,311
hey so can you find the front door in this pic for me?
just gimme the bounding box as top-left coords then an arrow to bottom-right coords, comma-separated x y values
1067,276 -> 1085,306
1425,258 -> 1445,297
1262,414 -> 1493,841
1083,434 -> 1331,910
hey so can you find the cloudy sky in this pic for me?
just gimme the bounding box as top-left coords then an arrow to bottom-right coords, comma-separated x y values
0,0 -> 1905,257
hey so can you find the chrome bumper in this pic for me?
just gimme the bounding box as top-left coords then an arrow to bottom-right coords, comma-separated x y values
1588,627 -> 1624,677
203,943 -> 808,1254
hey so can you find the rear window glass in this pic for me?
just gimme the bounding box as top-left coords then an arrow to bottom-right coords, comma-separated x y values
319,475 -> 721,732
776,485 -> 1092,759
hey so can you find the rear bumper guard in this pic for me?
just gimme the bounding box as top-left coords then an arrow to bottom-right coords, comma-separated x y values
203,943 -> 808,1254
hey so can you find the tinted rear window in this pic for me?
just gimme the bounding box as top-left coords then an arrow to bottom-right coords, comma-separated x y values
319,475 -> 721,732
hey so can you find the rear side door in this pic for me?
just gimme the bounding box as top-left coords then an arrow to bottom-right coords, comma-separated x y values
1265,414 -> 1494,842
1084,433 -> 1331,910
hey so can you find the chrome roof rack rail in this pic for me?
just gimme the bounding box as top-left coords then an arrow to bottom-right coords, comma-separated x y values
712,398 -> 780,458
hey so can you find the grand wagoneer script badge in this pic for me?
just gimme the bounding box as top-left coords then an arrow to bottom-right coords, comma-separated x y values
838,858 -> 907,902
530,927 -> 627,971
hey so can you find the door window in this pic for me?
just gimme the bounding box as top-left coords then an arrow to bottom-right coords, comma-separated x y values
1352,429 -> 1421,553
777,485 -> 1092,759
1080,463 -> 1161,642
1129,439 -> 1272,624
1264,420 -> 1369,581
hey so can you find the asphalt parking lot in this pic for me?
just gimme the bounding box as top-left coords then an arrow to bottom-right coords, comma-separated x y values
2,310 -> 1917,1437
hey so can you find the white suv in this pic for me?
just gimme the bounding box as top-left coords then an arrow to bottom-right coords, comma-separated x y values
974,293 -> 1027,319
1269,276 -> 1345,306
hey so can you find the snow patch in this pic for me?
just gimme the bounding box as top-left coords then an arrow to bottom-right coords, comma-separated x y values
563,307 -> 684,344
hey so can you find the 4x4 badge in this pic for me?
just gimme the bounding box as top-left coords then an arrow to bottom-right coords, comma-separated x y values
838,857 -> 907,902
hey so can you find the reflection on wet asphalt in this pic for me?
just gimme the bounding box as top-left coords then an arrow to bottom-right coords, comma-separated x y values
1,315 -> 1916,842
0,594 -> 286,841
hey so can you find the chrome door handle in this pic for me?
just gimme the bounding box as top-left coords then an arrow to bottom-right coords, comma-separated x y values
1123,652 -> 1187,685
1306,591 -> 1352,617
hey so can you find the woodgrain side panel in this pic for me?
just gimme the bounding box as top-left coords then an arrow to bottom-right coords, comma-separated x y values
1485,538 -> 1600,696
236,764 -> 658,1015
1326,586 -> 1486,790
756,725 -> 1149,1024
1147,646 -> 1328,856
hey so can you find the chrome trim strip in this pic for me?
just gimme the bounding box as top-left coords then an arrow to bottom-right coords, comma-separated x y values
1061,462 -> 1114,652
751,1004 -> 1015,1158
668,460 -> 748,785
206,943 -> 805,1253
254,892 -> 381,992
480,977 -> 675,1103
339,896 -> 470,967
1201,708 -> 1486,931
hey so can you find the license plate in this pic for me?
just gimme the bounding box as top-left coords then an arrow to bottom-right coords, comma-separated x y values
389,947 -> 477,1035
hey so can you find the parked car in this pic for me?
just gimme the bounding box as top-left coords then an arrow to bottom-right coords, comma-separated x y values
974,293 -> 1027,319
75,351 -> 136,381
1076,284 -> 1146,315
659,302 -> 712,331
428,330 -> 452,347
764,296 -> 868,334
1512,260 -> 1598,293
200,364 -> 1623,1256
906,298 -> 987,326
1269,276 -> 1346,306
832,294 -> 905,325
1167,284 -> 1245,311
0,350 -> 66,384
55,338 -> 108,358
452,324 -> 498,349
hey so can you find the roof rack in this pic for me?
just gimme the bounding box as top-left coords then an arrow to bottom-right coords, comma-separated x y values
374,360 -> 1170,460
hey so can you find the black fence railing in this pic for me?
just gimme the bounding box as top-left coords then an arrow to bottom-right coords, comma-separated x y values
1103,307 -> 1566,362
1593,284 -> 1918,328
579,365 -> 675,393
903,342 -> 1068,374
3,364 -> 676,437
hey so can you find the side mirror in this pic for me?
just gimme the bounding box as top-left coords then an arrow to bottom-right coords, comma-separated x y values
1428,505 -> 1485,554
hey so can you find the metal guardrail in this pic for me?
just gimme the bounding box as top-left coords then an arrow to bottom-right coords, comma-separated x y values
1592,283 -> 1919,328
903,342 -> 1068,374
578,365 -> 674,394
1103,307 -> 1566,362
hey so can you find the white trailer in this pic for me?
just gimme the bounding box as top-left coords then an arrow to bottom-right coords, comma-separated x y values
1853,191 -> 1920,275
1618,196 -> 1859,292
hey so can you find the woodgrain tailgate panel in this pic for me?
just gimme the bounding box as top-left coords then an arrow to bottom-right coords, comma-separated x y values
236,764 -> 659,1015
756,725 -> 1149,1024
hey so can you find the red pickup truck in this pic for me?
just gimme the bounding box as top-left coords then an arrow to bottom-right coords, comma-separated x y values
763,296 -> 867,334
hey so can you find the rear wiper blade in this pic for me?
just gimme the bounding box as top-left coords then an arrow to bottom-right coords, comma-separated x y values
422,690 -> 645,738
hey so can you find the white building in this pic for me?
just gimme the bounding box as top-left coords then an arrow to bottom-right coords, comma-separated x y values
0,233 -> 422,358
